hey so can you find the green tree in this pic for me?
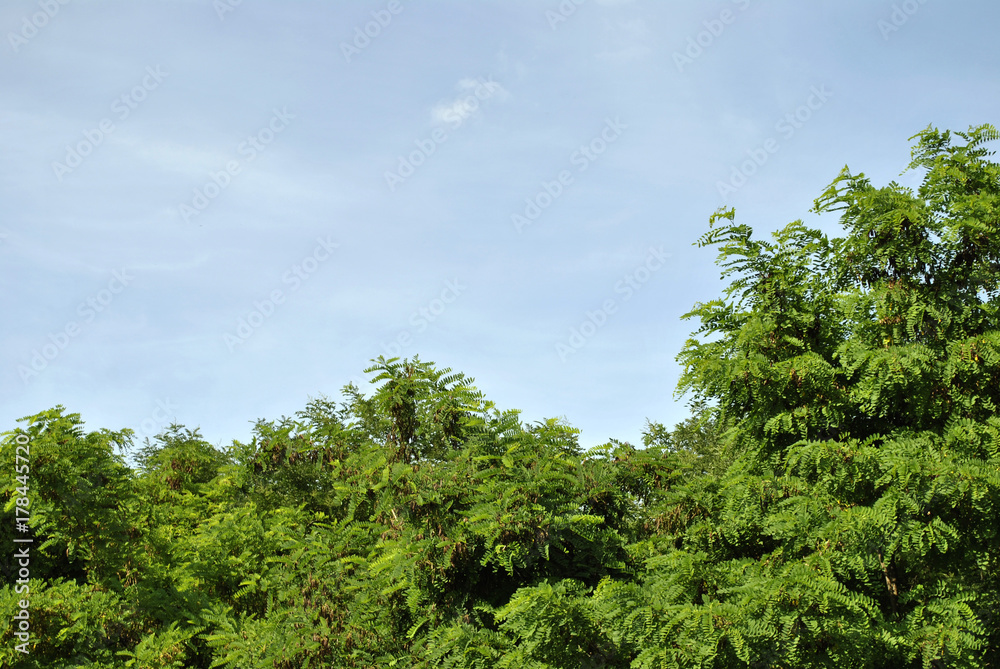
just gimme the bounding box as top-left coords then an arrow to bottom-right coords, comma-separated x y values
605,123 -> 1000,667
0,408 -> 148,667
193,357 -> 635,668
0,407 -> 142,589
133,424 -> 228,496
643,399 -> 732,476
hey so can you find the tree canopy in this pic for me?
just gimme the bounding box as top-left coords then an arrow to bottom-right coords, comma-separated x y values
2,123 -> 998,668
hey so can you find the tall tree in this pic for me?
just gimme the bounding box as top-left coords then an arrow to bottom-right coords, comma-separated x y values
612,123 -> 1000,667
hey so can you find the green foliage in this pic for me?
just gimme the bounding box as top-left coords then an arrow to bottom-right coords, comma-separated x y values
117,620 -> 200,668
493,578 -> 624,668
644,399 -> 733,476
134,424 -> 228,496
2,123 -> 998,667
346,355 -> 486,465
0,407 -> 142,588
0,578 -> 143,668
665,123 -> 1000,667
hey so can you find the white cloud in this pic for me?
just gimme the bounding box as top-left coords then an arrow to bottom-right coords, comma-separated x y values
430,76 -> 508,125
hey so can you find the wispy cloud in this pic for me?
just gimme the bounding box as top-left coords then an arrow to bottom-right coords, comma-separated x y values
430,76 -> 508,125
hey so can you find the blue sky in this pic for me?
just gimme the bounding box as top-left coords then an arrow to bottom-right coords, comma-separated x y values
3,0 -> 998,455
